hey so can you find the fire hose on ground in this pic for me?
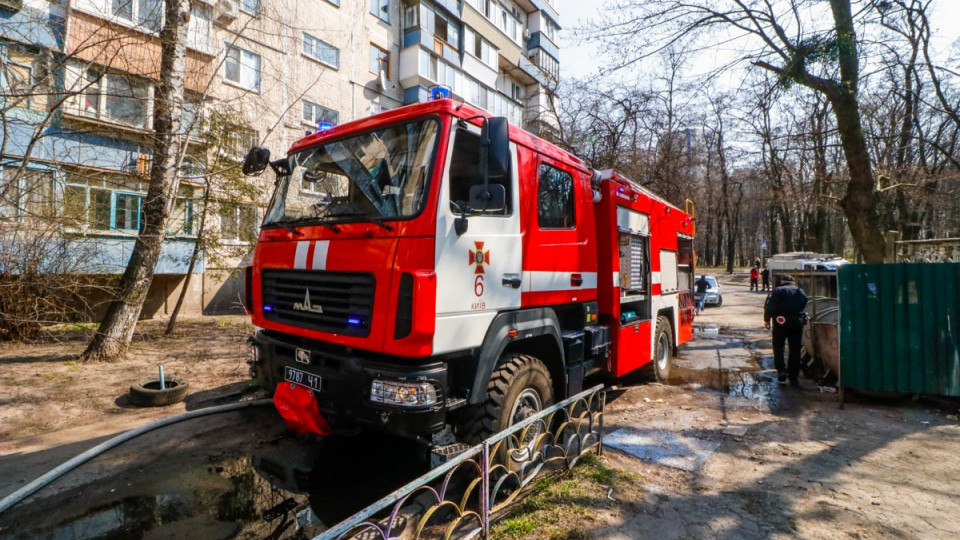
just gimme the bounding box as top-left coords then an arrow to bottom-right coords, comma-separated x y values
0,398 -> 274,516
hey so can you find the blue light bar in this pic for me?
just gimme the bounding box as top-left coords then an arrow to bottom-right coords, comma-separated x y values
317,121 -> 336,132
429,86 -> 451,100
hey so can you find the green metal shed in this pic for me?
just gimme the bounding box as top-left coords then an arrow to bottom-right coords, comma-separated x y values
838,263 -> 960,397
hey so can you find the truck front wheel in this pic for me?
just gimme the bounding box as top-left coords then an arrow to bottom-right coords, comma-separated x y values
461,353 -> 554,458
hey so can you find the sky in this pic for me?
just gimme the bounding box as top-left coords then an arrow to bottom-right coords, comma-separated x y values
556,0 -> 960,81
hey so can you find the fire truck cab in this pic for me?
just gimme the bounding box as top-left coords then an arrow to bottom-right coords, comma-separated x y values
243,99 -> 695,448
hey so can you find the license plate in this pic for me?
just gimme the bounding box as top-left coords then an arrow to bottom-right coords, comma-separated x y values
284,366 -> 321,392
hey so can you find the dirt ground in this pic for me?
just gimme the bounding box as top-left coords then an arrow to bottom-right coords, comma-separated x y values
0,317 -> 254,483
2,277 -> 960,539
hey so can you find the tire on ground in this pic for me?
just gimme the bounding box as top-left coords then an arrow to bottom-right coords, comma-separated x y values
129,379 -> 190,407
460,353 -> 554,446
653,315 -> 674,382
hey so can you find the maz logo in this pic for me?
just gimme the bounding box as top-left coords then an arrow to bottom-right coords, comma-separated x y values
293,289 -> 324,314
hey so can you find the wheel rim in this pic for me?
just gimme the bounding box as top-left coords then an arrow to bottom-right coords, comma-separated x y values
508,388 -> 543,462
657,332 -> 670,372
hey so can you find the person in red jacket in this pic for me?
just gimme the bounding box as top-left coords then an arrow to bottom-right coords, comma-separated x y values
749,266 -> 760,291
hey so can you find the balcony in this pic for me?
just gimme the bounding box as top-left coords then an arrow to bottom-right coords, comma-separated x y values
527,31 -> 559,61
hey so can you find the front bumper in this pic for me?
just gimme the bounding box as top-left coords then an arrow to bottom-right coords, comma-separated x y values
250,330 -> 450,441
704,293 -> 721,305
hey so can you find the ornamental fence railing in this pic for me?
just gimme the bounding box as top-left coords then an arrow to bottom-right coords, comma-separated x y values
313,384 -> 606,540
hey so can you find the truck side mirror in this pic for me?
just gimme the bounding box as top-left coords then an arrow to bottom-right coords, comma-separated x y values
482,117 -> 510,180
469,184 -> 506,213
242,146 -> 271,176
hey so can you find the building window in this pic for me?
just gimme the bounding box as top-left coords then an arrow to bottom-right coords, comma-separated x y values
240,0 -> 259,16
511,82 -> 523,101
63,183 -> 145,232
220,203 -> 258,242
369,100 -> 383,115
403,4 -> 418,29
110,0 -> 163,31
225,127 -> 260,156
537,164 -> 575,229
0,170 -> 56,219
170,197 -> 196,235
469,30 -> 497,69
302,100 -> 339,126
0,58 -> 34,109
224,44 -> 262,92
370,44 -> 390,77
369,0 -> 389,23
544,17 -> 558,41
71,68 -> 151,129
418,50 -> 458,92
302,33 -> 339,68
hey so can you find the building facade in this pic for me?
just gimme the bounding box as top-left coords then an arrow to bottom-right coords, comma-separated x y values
0,0 -> 559,319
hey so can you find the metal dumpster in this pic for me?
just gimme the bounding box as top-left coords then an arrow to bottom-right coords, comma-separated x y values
838,263 -> 960,397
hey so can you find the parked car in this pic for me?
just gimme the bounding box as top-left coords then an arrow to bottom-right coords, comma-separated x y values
703,276 -> 722,306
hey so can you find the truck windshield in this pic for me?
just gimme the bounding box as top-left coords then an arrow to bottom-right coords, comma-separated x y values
263,118 -> 440,227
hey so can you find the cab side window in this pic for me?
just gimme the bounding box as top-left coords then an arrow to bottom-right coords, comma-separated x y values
448,128 -> 511,216
537,163 -> 575,229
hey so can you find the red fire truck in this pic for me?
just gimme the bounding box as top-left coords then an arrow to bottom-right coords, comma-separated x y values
242,98 -> 695,450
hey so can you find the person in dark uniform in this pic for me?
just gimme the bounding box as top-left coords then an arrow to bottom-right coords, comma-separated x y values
695,274 -> 709,314
764,275 -> 808,386
761,266 -> 771,291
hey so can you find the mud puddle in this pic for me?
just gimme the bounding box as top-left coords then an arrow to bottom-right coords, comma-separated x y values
670,344 -> 782,406
4,432 -> 428,540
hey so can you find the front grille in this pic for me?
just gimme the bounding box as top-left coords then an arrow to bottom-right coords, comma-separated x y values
261,269 -> 375,337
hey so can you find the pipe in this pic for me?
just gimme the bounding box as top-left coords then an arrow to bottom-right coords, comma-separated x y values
0,398 -> 274,516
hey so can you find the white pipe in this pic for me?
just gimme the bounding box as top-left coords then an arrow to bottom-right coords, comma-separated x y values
0,398 -> 274,516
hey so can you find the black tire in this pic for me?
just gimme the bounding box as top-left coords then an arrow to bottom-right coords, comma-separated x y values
653,316 -> 673,382
460,353 -> 554,447
716,296 -> 723,307
129,379 -> 189,407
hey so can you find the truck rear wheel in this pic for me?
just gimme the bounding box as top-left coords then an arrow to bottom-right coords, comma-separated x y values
461,353 -> 554,460
654,316 -> 673,382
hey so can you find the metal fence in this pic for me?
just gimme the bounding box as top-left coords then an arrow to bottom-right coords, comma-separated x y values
313,385 -> 606,540
894,238 -> 960,263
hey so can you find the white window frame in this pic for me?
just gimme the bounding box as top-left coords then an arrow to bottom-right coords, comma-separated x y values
223,43 -> 262,93
240,0 -> 260,16
302,100 -> 339,127
369,0 -> 390,23
220,203 -> 259,243
302,33 -> 340,69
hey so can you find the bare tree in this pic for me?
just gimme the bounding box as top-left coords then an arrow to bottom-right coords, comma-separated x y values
590,0 -> 896,261
82,0 -> 192,361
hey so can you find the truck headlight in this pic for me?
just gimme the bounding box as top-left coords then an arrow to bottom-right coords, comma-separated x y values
370,379 -> 439,407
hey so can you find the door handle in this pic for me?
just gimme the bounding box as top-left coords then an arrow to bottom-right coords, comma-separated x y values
571,273 -> 583,287
502,274 -> 521,289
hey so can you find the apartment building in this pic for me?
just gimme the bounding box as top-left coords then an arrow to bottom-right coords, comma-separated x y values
398,0 -> 560,133
0,0 -> 559,319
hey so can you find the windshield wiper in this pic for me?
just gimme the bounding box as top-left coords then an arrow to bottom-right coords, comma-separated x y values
320,222 -> 341,233
328,211 -> 394,231
274,220 -> 303,237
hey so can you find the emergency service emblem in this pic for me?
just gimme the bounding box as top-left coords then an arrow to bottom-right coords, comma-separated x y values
775,316 -> 786,325
469,242 -> 490,274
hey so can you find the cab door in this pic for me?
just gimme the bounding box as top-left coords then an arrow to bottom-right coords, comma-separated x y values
433,123 -> 522,355
521,156 -> 598,307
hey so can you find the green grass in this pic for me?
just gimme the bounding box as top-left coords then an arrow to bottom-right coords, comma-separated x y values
490,453 -> 637,540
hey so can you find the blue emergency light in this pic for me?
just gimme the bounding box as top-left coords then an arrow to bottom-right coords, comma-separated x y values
429,86 -> 451,101
317,121 -> 336,132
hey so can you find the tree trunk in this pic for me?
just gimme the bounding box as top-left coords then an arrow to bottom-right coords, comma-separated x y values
83,0 -> 192,361
830,89 -> 887,262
